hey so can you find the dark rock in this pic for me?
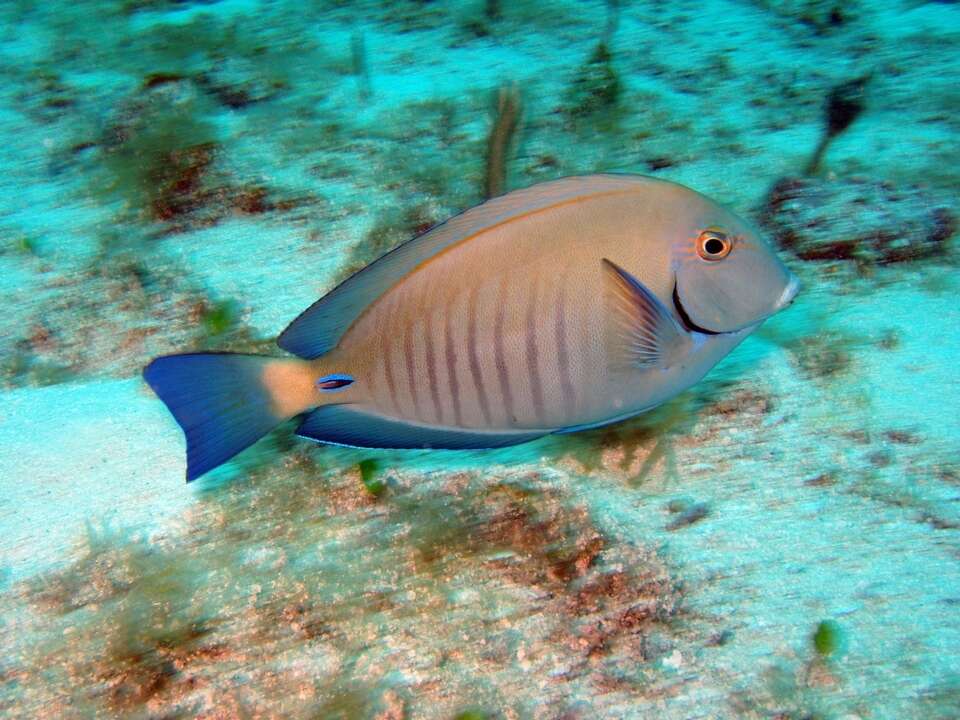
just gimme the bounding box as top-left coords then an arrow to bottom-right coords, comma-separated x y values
196,58 -> 280,110
665,503 -> 710,531
804,472 -> 837,487
645,157 -> 675,171
142,73 -> 187,90
792,0 -> 859,34
883,429 -> 922,445
706,629 -> 734,647
760,176 -> 956,264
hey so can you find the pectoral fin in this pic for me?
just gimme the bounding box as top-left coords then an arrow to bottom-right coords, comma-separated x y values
602,258 -> 691,370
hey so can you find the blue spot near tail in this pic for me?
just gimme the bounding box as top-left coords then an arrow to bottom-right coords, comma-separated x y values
317,373 -> 354,392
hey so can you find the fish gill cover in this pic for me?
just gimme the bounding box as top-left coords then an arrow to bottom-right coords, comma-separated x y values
0,1 -> 959,719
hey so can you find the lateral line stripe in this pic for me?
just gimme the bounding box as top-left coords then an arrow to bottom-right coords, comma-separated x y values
414,189 -> 633,275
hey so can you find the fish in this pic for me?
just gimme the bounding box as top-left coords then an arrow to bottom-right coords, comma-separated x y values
144,174 -> 799,481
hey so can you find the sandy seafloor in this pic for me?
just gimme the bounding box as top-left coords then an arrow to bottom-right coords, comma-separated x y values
1,0 -> 959,718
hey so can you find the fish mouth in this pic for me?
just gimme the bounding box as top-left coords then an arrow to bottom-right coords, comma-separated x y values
672,283 -> 723,336
775,274 -> 801,310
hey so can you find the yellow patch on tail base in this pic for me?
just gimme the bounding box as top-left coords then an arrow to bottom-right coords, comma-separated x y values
261,359 -> 318,418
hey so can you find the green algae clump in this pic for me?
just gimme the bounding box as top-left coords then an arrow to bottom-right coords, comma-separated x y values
201,299 -> 240,338
454,710 -> 490,720
101,87 -> 218,223
812,619 -> 845,657
358,458 -> 387,497
565,42 -> 621,118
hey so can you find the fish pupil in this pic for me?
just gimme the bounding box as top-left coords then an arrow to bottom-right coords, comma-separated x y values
705,237 -> 725,255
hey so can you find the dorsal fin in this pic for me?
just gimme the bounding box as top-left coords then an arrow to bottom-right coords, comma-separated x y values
278,174 -> 647,359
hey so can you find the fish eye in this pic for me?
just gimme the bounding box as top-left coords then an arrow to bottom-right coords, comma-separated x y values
697,230 -> 732,261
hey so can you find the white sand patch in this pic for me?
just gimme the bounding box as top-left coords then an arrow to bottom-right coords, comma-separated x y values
0,378 -> 190,583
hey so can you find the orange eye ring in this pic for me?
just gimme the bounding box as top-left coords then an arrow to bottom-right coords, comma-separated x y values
697,229 -> 732,261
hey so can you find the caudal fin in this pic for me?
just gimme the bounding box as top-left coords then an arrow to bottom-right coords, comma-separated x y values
143,353 -> 309,482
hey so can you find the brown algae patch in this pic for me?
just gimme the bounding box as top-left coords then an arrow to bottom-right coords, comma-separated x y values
3,456 -> 684,718
546,375 -> 785,490
0,259 -> 270,387
95,81 -> 316,234
789,329 -> 855,381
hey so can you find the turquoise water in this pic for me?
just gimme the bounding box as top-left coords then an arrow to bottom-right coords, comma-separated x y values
1,1 -> 958,718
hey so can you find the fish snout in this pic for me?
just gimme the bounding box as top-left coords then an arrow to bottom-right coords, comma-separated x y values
775,273 -> 801,311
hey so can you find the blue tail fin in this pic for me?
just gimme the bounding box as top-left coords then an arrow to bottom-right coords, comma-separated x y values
143,353 -> 283,482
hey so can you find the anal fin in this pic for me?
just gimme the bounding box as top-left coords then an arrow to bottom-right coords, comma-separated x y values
297,405 -> 548,450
